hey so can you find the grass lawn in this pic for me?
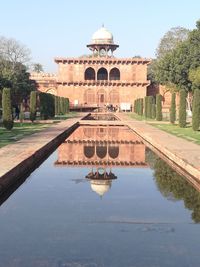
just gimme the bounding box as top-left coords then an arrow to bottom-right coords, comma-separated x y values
0,122 -> 53,148
128,112 -> 200,145
128,113 -> 168,122
149,123 -> 200,145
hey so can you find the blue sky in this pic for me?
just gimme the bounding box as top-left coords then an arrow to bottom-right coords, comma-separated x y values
0,0 -> 200,72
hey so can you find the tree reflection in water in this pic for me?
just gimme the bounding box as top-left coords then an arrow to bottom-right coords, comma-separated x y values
147,149 -> 200,223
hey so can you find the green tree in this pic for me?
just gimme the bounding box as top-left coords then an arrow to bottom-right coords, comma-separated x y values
30,91 -> 37,122
139,98 -> 143,116
39,93 -> 55,119
144,96 -> 148,118
156,94 -> 162,121
2,88 -> 13,130
170,92 -> 176,124
19,103 -> 24,124
179,89 -> 187,127
0,36 -> 34,103
192,89 -> 200,131
32,63 -> 43,73
152,103 -> 156,119
55,96 -> 59,115
189,67 -> 200,90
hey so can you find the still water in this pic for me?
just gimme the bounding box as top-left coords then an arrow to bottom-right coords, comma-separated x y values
0,126 -> 200,267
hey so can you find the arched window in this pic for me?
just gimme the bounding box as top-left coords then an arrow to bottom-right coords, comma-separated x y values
84,146 -> 95,158
85,67 -> 95,80
96,146 -> 107,159
109,68 -> 120,80
97,68 -> 108,80
108,146 -> 119,159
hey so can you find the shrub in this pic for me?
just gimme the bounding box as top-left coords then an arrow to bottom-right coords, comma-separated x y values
179,89 -> 187,128
55,96 -> 59,115
170,92 -> 176,124
2,88 -> 13,130
139,98 -> 143,116
30,91 -> 37,122
19,103 -> 24,123
156,94 -> 162,121
192,89 -> 200,131
39,93 -> 55,119
152,103 -> 156,119
66,98 -> 69,113
144,96 -> 148,118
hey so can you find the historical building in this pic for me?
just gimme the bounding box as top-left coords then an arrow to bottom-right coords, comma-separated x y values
31,26 -> 151,110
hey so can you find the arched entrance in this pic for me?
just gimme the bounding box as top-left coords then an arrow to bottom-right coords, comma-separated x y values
97,89 -> 107,106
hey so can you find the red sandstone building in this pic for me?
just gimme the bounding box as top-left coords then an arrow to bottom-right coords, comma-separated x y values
31,26 -> 151,111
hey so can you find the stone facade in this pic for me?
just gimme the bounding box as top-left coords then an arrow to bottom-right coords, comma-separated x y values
31,26 -> 151,110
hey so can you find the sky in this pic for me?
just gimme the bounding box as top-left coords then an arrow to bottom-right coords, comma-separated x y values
0,0 -> 200,72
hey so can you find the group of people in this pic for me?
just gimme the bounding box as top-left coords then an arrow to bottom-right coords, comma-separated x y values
105,104 -> 119,112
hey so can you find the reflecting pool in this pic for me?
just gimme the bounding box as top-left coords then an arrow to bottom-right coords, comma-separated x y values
0,126 -> 200,267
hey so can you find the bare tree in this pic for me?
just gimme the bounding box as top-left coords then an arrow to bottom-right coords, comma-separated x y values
0,36 -> 31,67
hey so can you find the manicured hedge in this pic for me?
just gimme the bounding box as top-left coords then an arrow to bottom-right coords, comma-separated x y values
2,88 -> 13,130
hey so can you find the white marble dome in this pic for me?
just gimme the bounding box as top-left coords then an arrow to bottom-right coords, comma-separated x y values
92,26 -> 114,44
90,180 -> 111,197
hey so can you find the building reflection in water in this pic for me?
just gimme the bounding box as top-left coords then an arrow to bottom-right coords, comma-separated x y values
86,167 -> 117,197
55,126 -> 148,196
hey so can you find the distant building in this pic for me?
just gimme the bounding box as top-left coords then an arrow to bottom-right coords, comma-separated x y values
31,26 -> 151,111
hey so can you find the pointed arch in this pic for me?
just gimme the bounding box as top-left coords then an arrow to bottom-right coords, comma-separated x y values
97,67 -> 108,80
85,67 -> 95,80
96,146 -> 107,159
109,67 -> 120,80
84,146 -> 95,158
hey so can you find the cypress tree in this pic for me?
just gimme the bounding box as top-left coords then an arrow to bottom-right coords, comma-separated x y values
2,88 -> 13,130
144,96 -> 148,118
30,91 -> 37,122
156,94 -> 162,121
192,89 -> 200,131
59,97 -> 63,115
147,96 -> 152,118
170,92 -> 176,124
136,99 -> 139,114
179,89 -> 187,128
66,98 -> 69,113
140,98 -> 144,116
55,96 -> 58,116
134,100 -> 136,113
149,96 -> 154,118
19,103 -> 24,124
152,103 -> 156,119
